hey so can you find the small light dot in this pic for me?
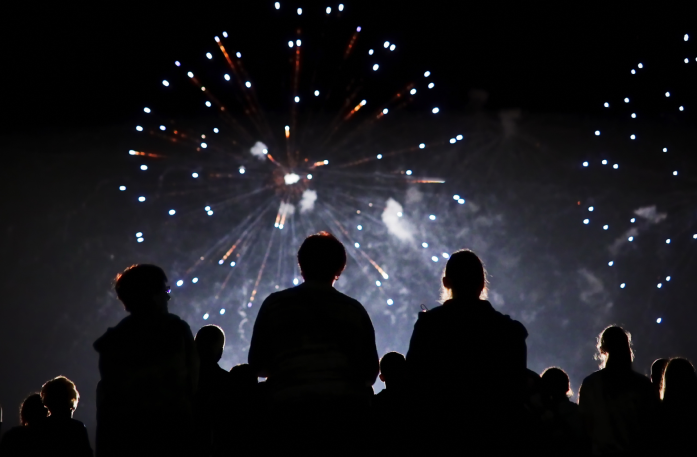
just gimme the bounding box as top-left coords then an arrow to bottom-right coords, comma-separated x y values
663,148 -> 668,152
665,92 -> 671,97
274,2 -> 280,9
453,195 -> 460,200
377,154 -> 383,159
236,52 -> 241,58
657,283 -> 662,289
294,96 -> 300,103
442,253 -> 449,258
338,4 -> 344,11
595,130 -> 600,136
136,126 -> 143,132
406,170 -> 412,175
608,261 -> 614,266
187,72 -> 194,78
631,218 -> 636,223
422,242 -> 428,248
169,209 -> 176,215
630,134 -> 636,140
203,313 -> 209,320
604,102 -> 609,108
192,172 -> 199,178
685,34 -> 689,41
192,277 -> 199,283
207,210 -> 214,216
666,276 -> 671,281
220,309 -> 225,315
419,143 -> 425,149
230,261 -> 236,267
201,142 -> 208,148
206,52 -> 213,59
297,7 -> 302,14
397,212 -> 403,217
136,232 -> 143,237
638,63 -> 643,68
223,32 -> 228,38
239,167 -> 246,174
218,259 -> 224,265
306,174 -> 312,179
583,161 -> 589,167
631,113 -> 636,118
583,219 -> 590,224
624,98 -> 630,103
376,280 -> 381,287
245,81 -> 251,88
119,186 -> 126,191
213,128 -> 219,133
293,278 -> 299,285
602,160 -> 608,165
387,299 -> 393,305
631,69 -> 636,74
458,199 -> 465,204
432,107 -> 440,114
588,206 -> 594,212
140,165 -> 148,171
369,49 -> 374,55
314,90 -> 320,96
450,138 -> 456,144
143,107 -> 151,113
138,196 -> 146,202
175,61 -> 181,66
431,256 -> 439,262
410,88 -> 417,95
679,106 -> 684,111
373,64 -> 379,71
162,80 -> 169,86
384,41 -> 390,48
613,164 -> 619,169
357,225 -> 363,230
666,239 -> 671,244
424,71 -> 431,77
456,135 -> 463,140
390,44 -> 395,51
296,40 -> 301,47
326,6 -> 331,13
628,236 -> 634,242
383,108 -> 389,114
224,74 -> 231,81
620,283 -> 626,289
603,225 -> 609,230
657,318 -> 662,324
429,215 -> 436,220
205,101 -> 212,107
176,280 -> 184,287
159,125 -> 166,131
428,82 -> 435,89
673,171 -> 678,176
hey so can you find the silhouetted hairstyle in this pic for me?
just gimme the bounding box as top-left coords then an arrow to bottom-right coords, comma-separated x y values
651,358 -> 669,391
595,325 -> 633,369
195,325 -> 226,363
441,249 -> 488,301
661,357 -> 697,403
297,232 -> 347,282
541,367 -> 572,400
379,352 -> 406,384
40,376 -> 79,414
230,364 -> 258,388
114,264 -> 168,312
19,393 -> 47,426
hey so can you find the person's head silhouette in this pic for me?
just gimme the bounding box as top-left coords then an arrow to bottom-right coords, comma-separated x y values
297,232 -> 347,285
195,325 -> 226,364
19,393 -> 47,426
441,249 -> 488,301
230,364 -> 258,389
379,352 -> 406,389
540,367 -> 572,403
596,325 -> 633,369
651,358 -> 669,392
40,376 -> 79,419
661,357 -> 697,403
114,264 -> 170,314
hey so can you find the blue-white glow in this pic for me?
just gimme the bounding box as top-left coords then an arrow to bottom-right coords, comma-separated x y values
137,238 -> 144,243
357,225 -> 363,230
213,128 -> 219,133
236,52 -> 242,58
657,283 -> 662,289
192,172 -> 199,178
588,206 -> 594,212
201,142 -> 208,148
207,210 -> 214,216
631,69 -> 636,74
422,242 -> 428,248
295,96 -> 300,103
306,174 -> 312,179
387,299 -> 393,305
673,171 -> 678,176
453,195 -> 460,200
140,165 -> 148,171
136,126 -> 143,132
608,261 -> 614,266
203,313 -> 209,320
314,90 -> 320,96
604,102 -> 609,107
288,41 -> 294,48
192,277 -> 199,284
685,34 -> 689,41
119,186 -> 126,191
663,148 -> 668,152
369,49 -> 374,55
220,309 -> 225,315
384,41 -> 390,48
628,236 -> 634,242
176,280 -> 184,287
583,161 -> 589,167
665,92 -> 670,97
631,113 -> 636,118
326,6 -> 331,13
410,88 -> 416,95
383,108 -> 389,114
223,32 -> 228,38
638,63 -> 643,68
458,199 -> 465,204
432,107 -> 439,113
603,225 -> 609,230
354,242 -> 360,248
245,81 -> 251,88
143,107 -> 151,113
205,206 -> 211,211
373,64 -> 379,71
205,101 -> 212,107
631,218 -> 636,223
224,74 -> 231,81
293,278 -> 299,285
376,280 -> 381,287
583,219 -> 590,224
666,276 -> 671,281
450,138 -> 456,144
624,98 -> 629,103
274,2 -> 280,9
138,196 -> 146,202
424,71 -> 431,77
431,256 -> 439,262
230,261 -> 236,267
169,209 -> 176,215
620,283 -> 626,289
428,82 -> 435,89
162,80 -> 169,87
159,125 -> 166,131
679,106 -> 684,111
666,239 -> 671,244
595,130 -> 600,136
419,143 -> 425,149
297,7 -> 302,15
218,259 -> 224,265
630,134 -> 636,140
657,318 -> 662,324
239,167 -> 246,174
296,39 -> 301,47
390,44 -> 396,51
442,253 -> 449,259
136,232 -> 143,237
188,71 -> 194,78
456,135 -> 463,140
602,160 -> 608,165
406,170 -> 412,175
206,52 -> 212,59
613,164 -> 619,169
175,61 -> 181,66
338,4 -> 344,11
429,215 -> 436,220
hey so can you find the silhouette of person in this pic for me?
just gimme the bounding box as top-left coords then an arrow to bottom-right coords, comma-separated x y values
578,326 -> 658,456
0,393 -> 48,456
657,358 -> 697,455
249,232 -> 379,454
406,249 -> 528,454
539,367 -> 586,456
374,351 -> 407,408
35,376 -> 93,457
193,325 -> 231,457
650,358 -> 668,397
94,264 -> 198,457
373,352 -> 409,454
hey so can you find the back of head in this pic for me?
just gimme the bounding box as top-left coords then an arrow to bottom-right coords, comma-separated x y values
596,325 -> 633,369
441,249 -> 487,301
20,393 -> 47,426
651,358 -> 669,386
195,325 -> 226,363
661,357 -> 697,403
379,352 -> 406,386
541,367 -> 572,401
230,364 -> 258,389
40,376 -> 79,415
114,264 -> 168,313
297,232 -> 347,282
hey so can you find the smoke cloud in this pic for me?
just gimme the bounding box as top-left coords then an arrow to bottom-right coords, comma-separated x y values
250,141 -> 268,160
299,189 -> 317,213
382,198 -> 415,242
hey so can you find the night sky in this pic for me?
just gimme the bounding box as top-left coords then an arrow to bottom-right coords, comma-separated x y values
1,0 -> 695,439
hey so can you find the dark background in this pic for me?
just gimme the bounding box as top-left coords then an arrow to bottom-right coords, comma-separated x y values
1,0 -> 695,441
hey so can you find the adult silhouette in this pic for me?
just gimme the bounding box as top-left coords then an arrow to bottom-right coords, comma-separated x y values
406,249 -> 528,454
193,325 -> 231,457
657,358 -> 697,455
578,326 -> 658,456
35,376 -> 93,457
649,358 -> 668,397
0,394 -> 48,456
249,232 -> 378,454
94,264 -> 198,457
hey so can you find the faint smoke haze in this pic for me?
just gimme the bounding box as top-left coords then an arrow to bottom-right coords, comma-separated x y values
382,198 -> 415,242
250,141 -> 268,160
299,189 -> 317,213
608,205 -> 666,255
278,201 -> 295,217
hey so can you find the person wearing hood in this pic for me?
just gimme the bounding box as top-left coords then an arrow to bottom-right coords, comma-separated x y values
406,249 -> 528,454
93,264 -> 198,457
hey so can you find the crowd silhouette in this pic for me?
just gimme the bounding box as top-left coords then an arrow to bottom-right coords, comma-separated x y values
0,231 -> 694,456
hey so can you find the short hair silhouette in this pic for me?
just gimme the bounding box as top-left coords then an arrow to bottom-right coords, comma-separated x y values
297,232 -> 347,282
651,358 -> 669,389
541,367 -> 572,400
19,393 -> 47,426
195,325 -> 225,363
661,357 -> 697,402
595,325 -> 634,369
441,249 -> 488,301
114,264 -> 168,312
40,376 -> 79,414
230,364 -> 258,388
379,352 -> 406,385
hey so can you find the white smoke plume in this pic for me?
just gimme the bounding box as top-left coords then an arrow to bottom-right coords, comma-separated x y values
250,141 -> 268,160
381,198 -> 415,242
299,189 -> 317,213
278,201 -> 295,217
608,205 -> 666,255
